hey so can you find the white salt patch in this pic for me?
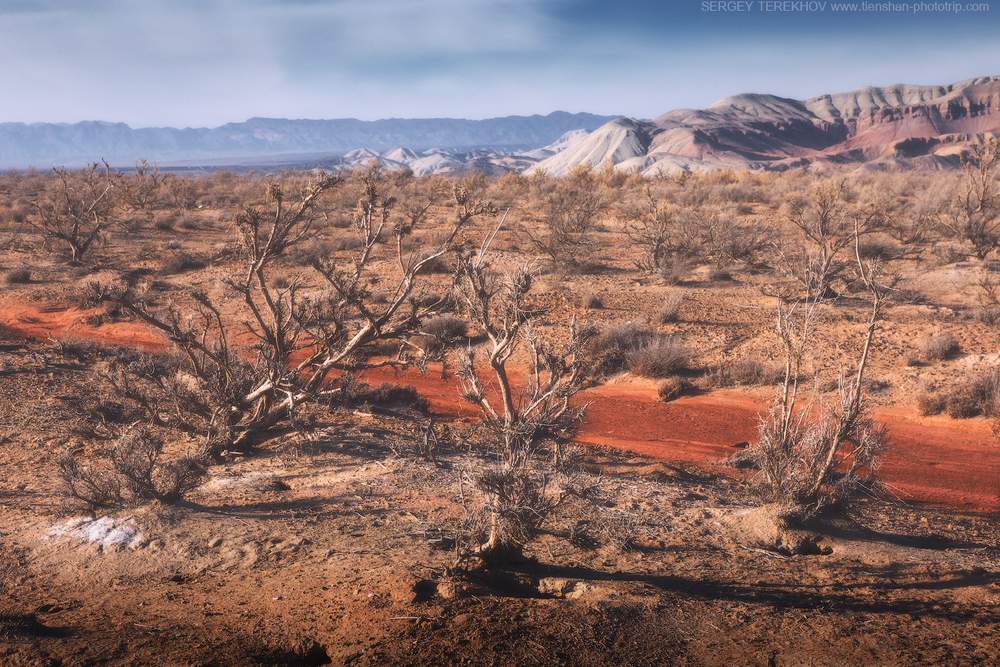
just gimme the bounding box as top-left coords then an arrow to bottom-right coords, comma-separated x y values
44,516 -> 144,549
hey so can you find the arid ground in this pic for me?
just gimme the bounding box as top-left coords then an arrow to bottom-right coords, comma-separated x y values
2,165 -> 1000,666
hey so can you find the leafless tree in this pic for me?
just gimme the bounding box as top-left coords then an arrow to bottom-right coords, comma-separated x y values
745,222 -> 892,515
115,159 -> 164,216
94,163 -> 497,457
784,178 -> 885,293
520,176 -> 606,268
453,217 -> 591,561
30,161 -> 118,264
623,186 -> 710,273
941,138 -> 999,260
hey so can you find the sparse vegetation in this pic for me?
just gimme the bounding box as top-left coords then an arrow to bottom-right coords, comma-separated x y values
2,267 -> 31,285
3,159 -> 1000,666
920,332 -> 961,362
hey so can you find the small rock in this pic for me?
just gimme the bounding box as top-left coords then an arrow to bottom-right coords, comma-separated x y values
208,537 -> 223,548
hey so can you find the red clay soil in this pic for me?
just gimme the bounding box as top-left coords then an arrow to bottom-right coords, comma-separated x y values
5,300 -> 1000,515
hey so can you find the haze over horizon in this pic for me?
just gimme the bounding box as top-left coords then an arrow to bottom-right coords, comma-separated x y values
1,0 -> 998,129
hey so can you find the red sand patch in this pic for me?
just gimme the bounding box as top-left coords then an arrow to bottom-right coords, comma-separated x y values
5,300 -> 999,514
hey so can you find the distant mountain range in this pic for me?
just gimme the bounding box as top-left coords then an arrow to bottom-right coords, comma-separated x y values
0,112 -> 618,172
532,75 -> 1000,175
3,76 -> 999,175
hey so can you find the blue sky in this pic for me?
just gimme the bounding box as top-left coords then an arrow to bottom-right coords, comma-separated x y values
0,0 -> 997,127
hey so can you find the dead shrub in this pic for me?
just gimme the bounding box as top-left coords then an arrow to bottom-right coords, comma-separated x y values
153,214 -> 175,231
890,288 -> 926,305
856,237 -> 902,261
270,273 -> 293,289
626,336 -> 689,379
421,314 -> 468,342
658,256 -> 689,285
339,376 -> 429,412
57,453 -> 124,512
2,267 -> 31,285
458,462 -> 565,563
657,375 -> 688,402
933,245 -> 964,265
58,427 -> 205,510
655,292 -> 683,323
581,292 -> 603,309
973,306 -> 1000,325
920,333 -> 960,362
178,214 -> 203,230
160,253 -> 207,275
942,369 -> 1000,419
327,233 -> 364,252
915,392 -> 946,416
707,267 -> 733,282
706,358 -> 783,388
584,321 -> 656,376
289,240 -> 334,267
110,429 -> 206,504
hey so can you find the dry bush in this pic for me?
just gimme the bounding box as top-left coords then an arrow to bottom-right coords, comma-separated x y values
160,253 -> 207,275
454,238 -> 591,562
919,333 -> 960,362
289,239 -> 335,267
457,463 -> 569,564
58,427 -> 205,510
623,188 -> 707,275
974,306 -> 1000,325
94,165 -> 491,456
890,287 -> 925,305
705,358 -> 783,388
706,267 -> 733,282
520,175 -> 606,269
110,428 -> 206,504
856,236 -> 903,262
29,161 -> 118,264
741,244 -> 891,516
153,213 -> 176,231
412,314 -> 468,354
2,267 -> 31,285
657,375 -> 688,402
915,392 -> 947,416
707,220 -> 774,267
581,292 -> 603,309
626,336 -> 689,379
581,320 -> 688,379
658,256 -> 690,285
326,233 -> 364,252
940,369 -> 1000,419
655,292 -> 683,323
421,314 -> 468,342
57,453 -> 124,512
338,376 -> 429,412
584,321 -> 656,377
940,138 -> 999,260
784,178 -> 886,290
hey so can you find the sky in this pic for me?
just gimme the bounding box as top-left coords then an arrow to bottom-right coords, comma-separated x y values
1,0 -> 998,128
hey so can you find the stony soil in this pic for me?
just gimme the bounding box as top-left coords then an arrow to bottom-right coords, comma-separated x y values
2,185 -> 1000,666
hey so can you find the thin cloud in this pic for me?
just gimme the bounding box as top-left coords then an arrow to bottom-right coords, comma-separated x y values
0,0 -> 997,126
